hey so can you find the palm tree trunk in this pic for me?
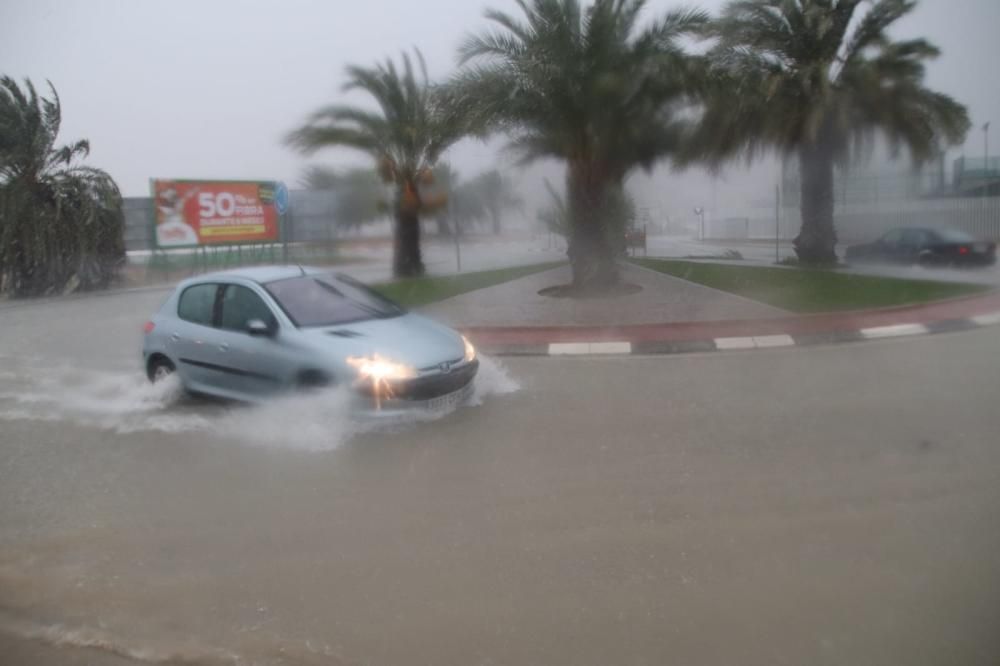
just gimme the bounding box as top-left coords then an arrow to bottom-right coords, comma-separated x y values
566,163 -> 619,290
490,208 -> 502,235
795,141 -> 838,265
393,208 -> 425,277
393,180 -> 425,277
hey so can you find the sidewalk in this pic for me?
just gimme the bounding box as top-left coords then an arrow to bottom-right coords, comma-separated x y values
423,263 -> 786,328
418,261 -> 1000,356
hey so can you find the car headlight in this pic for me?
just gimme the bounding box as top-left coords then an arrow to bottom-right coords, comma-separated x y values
462,335 -> 476,363
346,354 -> 416,410
346,355 -> 417,382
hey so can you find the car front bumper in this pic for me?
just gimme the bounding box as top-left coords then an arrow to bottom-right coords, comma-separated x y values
354,378 -> 476,419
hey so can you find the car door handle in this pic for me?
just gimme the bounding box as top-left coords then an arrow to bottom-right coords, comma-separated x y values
218,343 -> 229,352
170,333 -> 181,343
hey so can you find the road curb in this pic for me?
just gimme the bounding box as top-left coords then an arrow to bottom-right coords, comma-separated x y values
461,291 -> 1000,357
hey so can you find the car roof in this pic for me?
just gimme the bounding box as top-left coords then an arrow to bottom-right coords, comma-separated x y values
186,265 -> 328,285
887,226 -> 934,233
888,227 -> 972,238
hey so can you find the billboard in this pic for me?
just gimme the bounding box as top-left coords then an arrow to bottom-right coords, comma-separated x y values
151,179 -> 287,248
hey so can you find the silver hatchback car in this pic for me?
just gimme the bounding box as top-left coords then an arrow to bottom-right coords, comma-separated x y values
142,266 -> 478,412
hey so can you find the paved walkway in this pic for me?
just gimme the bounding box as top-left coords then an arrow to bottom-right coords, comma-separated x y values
420,261 -> 1000,355
422,262 -> 787,328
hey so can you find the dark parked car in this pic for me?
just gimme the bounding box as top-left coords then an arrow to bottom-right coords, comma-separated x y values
845,227 -> 997,267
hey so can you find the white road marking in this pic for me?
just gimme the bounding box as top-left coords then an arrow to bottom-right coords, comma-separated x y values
971,312 -> 1000,327
546,320 -> 942,356
714,337 -> 756,350
548,342 -> 632,355
752,334 -> 796,348
548,343 -> 591,355
715,335 -> 796,350
588,342 -> 633,355
859,323 -> 929,339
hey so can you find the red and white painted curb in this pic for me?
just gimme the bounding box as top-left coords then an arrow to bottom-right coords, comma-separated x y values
461,291 -> 1000,356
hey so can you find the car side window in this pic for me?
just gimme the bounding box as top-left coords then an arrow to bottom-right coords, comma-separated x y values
901,229 -> 927,246
220,284 -> 277,333
881,230 -> 903,246
177,284 -> 219,326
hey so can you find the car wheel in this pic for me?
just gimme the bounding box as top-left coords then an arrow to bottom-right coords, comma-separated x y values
917,252 -> 936,268
148,357 -> 176,384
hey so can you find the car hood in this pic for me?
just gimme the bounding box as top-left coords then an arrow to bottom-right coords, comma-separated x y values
298,312 -> 466,370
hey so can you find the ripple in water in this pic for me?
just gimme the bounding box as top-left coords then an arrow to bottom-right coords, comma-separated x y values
0,356 -> 520,450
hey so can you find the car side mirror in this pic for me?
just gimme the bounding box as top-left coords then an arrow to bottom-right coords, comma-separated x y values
246,319 -> 274,337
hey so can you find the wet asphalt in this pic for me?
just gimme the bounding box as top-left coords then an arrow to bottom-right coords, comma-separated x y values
2,280 -> 1000,666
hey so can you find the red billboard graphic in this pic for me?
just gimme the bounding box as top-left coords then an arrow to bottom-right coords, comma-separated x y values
152,180 -> 283,248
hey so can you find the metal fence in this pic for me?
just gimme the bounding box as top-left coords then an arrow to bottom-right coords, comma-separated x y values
123,189 -> 381,280
122,197 -> 153,250
833,196 -> 1000,243
127,187 -> 1000,249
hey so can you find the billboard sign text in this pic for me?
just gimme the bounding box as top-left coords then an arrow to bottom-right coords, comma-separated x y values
152,179 -> 284,248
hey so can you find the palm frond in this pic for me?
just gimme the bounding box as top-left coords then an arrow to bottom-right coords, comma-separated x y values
284,124 -> 381,155
699,0 -> 968,165
839,0 -> 917,69
452,0 -> 705,176
638,6 -> 711,48
286,49 -> 464,179
0,77 -> 124,295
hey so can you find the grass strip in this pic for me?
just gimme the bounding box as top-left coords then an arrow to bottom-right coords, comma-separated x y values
374,262 -> 565,307
632,258 -> 989,313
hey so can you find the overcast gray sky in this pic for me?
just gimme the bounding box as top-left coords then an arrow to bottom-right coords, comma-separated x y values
2,0 -> 998,216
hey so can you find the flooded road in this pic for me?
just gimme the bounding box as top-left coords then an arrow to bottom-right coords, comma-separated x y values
2,292 -> 1000,665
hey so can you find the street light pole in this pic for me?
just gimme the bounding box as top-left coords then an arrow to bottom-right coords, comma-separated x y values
694,207 -> 705,241
775,183 -> 780,264
985,121 -> 991,170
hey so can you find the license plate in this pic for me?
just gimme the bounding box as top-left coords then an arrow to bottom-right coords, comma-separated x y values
425,383 -> 472,411
973,242 -> 988,253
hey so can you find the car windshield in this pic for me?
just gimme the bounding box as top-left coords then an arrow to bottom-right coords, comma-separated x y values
264,274 -> 403,327
933,229 -> 977,243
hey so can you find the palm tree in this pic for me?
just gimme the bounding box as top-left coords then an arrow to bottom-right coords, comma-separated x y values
537,178 -> 570,239
430,167 -> 524,236
448,0 -> 707,290
427,162 -> 463,237
0,77 -> 124,296
472,170 -> 524,235
449,176 -> 491,236
299,165 -> 390,230
696,0 -> 970,265
286,51 -> 466,277
537,178 -> 635,257
298,165 -> 344,191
